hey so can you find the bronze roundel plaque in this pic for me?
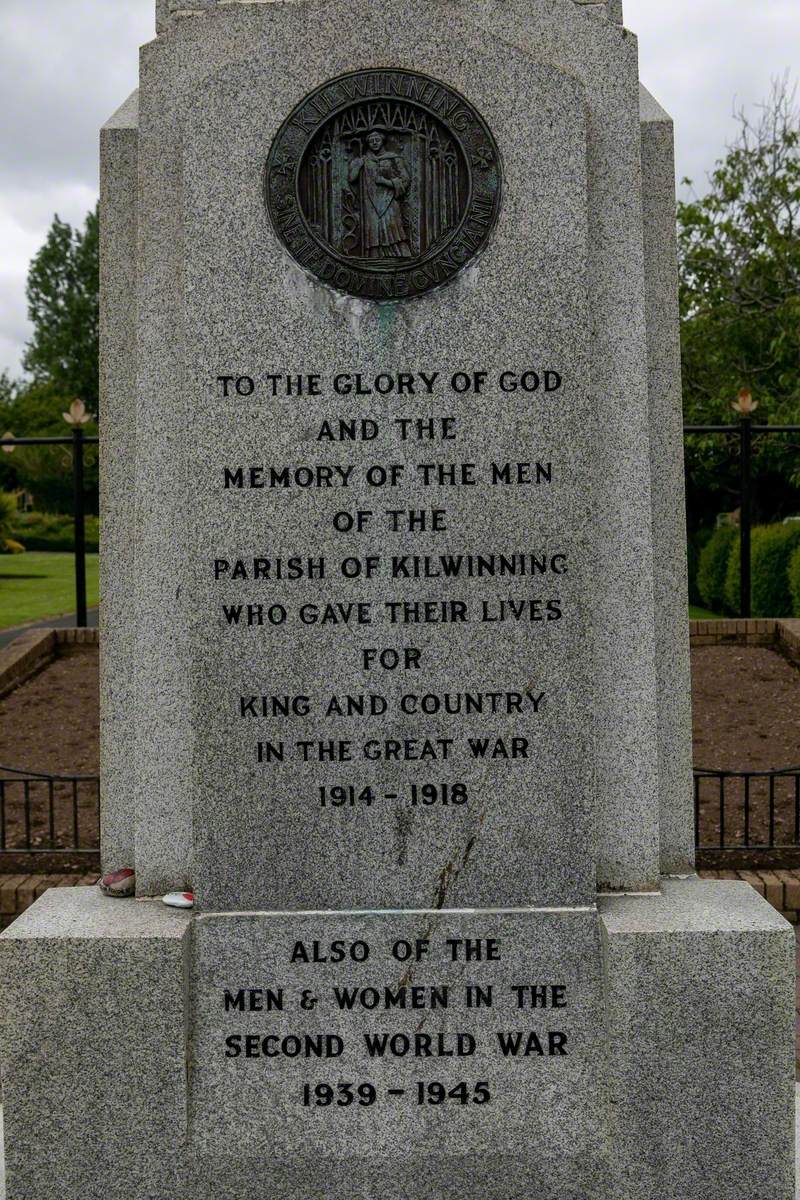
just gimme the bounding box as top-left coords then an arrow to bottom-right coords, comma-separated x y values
265,68 -> 502,301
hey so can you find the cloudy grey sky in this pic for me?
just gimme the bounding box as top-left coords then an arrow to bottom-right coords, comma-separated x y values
0,0 -> 797,379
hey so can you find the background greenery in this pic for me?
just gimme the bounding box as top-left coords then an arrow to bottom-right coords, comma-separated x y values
0,206 -> 98,515
9,511 -> 99,553
680,81 -> 800,535
697,520 -> 800,617
695,526 -> 736,614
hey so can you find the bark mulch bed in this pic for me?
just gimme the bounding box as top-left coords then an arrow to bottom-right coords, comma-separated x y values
692,644 -> 800,868
0,650 -> 99,874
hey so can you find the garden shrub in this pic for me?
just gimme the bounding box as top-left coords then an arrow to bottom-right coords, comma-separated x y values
724,522 -> 800,617
789,543 -> 800,618
753,524 -> 800,617
0,492 -> 19,552
687,527 -> 713,606
697,526 -> 736,613
9,510 -> 99,552
724,537 -> 740,615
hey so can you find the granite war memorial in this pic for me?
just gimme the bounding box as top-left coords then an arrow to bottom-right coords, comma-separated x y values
0,0 -> 795,1197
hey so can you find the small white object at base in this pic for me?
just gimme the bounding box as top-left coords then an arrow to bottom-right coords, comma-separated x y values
162,891 -> 194,909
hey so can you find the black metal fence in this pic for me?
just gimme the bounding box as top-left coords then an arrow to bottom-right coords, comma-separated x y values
0,429 -> 98,627
684,419 -> 800,618
1,759 -> 797,862
0,766 -> 99,855
694,765 -> 800,857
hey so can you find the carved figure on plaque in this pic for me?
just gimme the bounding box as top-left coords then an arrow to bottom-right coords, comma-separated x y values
347,131 -> 412,259
266,69 -> 502,300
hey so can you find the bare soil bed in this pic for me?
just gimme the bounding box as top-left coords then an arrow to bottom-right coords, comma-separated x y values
0,650 -> 99,873
692,644 -> 800,865
0,642 -> 799,872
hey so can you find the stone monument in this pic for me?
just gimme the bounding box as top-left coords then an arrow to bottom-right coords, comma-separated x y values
0,1 -> 794,1197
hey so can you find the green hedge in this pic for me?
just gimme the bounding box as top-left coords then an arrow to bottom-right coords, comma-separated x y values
724,522 -> 800,617
789,543 -> 800,618
697,526 -> 736,613
723,539 -> 739,615
687,527 -> 713,606
0,492 -> 17,549
753,524 -> 800,616
9,511 -> 100,553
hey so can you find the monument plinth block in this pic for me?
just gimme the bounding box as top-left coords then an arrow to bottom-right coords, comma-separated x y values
0,888 -> 191,1200
2,881 -> 792,1199
601,878 -> 796,1200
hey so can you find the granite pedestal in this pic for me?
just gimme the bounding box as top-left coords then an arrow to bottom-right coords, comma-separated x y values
0,880 -> 792,1198
0,0 -> 794,1196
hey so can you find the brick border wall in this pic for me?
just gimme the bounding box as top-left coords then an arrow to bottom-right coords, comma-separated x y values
54,628 -> 100,648
699,868 -> 800,924
690,617 -> 800,664
0,629 -> 57,699
0,626 -> 98,699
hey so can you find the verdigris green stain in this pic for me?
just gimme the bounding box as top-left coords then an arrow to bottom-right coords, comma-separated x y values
377,304 -> 398,336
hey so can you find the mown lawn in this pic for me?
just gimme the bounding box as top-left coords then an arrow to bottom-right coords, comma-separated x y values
689,605 -> 720,620
0,552 -> 99,629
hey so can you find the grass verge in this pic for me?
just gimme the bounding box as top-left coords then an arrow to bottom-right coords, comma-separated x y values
0,552 -> 99,629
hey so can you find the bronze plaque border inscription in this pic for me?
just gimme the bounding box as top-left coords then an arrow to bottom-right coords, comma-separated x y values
265,68 -> 503,301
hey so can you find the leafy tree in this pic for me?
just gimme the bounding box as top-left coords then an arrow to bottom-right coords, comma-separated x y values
679,80 -> 800,529
23,207 -> 99,415
0,206 -> 100,513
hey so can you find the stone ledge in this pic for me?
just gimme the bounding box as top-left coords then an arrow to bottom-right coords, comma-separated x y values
160,0 -> 626,25
2,870 -> 795,928
0,874 -> 98,930
0,887 -> 190,1198
599,878 -> 794,1196
699,867 -> 800,925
